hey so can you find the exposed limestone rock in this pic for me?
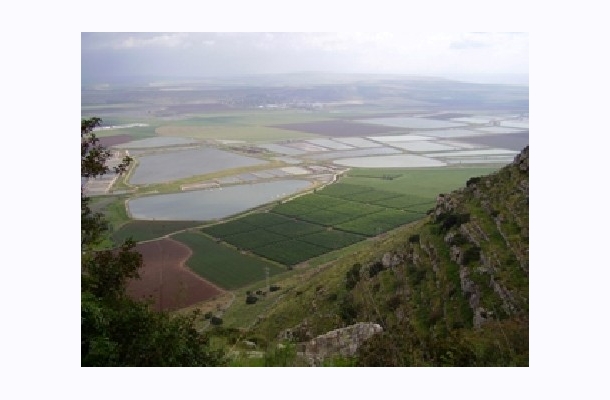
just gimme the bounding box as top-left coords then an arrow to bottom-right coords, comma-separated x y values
460,224 -> 480,247
459,265 -> 475,294
434,194 -> 458,217
458,265 -> 485,328
514,146 -> 529,172
474,307 -> 491,328
450,245 -> 464,265
381,252 -> 402,269
444,231 -> 456,244
302,322 -> 383,366
472,222 -> 490,242
490,276 -> 518,315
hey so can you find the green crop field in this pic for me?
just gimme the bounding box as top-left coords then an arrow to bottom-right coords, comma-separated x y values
272,201 -> 318,217
341,167 -> 501,198
264,220 -> 325,237
201,220 -> 259,238
172,232 -> 284,290
297,194 -> 346,209
180,166 -> 502,267
315,182 -> 370,197
293,209 -> 355,226
335,209 -> 424,236
299,229 -> 365,250
238,212 -> 293,227
113,220 -> 203,244
223,230 -> 287,249
252,239 -> 330,266
371,194 -> 435,211
344,189 -> 403,203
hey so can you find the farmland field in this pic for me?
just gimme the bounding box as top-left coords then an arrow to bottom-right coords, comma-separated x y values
127,238 -> 224,311
340,167 -> 501,197
113,220 -> 203,244
173,232 -> 285,289
252,239 -> 330,266
271,120 -> 395,137
198,166 -> 499,266
358,117 -> 466,129
84,75 -> 528,313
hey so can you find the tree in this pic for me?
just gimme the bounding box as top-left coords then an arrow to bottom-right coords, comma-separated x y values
81,118 -> 225,366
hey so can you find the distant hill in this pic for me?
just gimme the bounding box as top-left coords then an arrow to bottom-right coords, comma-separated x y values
241,146 -> 529,366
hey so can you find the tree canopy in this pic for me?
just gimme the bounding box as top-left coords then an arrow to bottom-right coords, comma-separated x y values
81,118 -> 225,366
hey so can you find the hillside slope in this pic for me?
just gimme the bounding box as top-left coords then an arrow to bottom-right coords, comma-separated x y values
237,147 -> 529,366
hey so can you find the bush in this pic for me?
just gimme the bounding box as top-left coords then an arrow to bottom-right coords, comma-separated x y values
368,261 -> 384,278
408,234 -> 420,244
339,293 -> 360,324
437,212 -> 471,233
210,316 -> 223,325
386,294 -> 402,311
345,263 -> 361,290
462,246 -> 481,265
246,295 -> 259,305
466,176 -> 481,187
204,311 -> 213,320
269,285 -> 281,292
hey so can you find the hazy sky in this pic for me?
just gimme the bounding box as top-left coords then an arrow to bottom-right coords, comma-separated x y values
82,32 -> 528,84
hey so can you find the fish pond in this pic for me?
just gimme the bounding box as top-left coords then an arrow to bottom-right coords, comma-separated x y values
129,147 -> 268,185
127,180 -> 312,221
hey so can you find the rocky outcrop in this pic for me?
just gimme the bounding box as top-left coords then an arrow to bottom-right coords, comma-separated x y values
514,146 -> 529,172
302,322 -> 383,366
381,252 -> 403,269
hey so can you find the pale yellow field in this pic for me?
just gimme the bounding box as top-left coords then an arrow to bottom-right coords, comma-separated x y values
156,125 -> 319,142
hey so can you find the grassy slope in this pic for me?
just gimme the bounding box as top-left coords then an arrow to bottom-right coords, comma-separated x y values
235,148 -> 528,366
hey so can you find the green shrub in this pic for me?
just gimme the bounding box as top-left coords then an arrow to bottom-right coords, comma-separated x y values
466,176 -> 481,187
462,246 -> 481,265
345,263 -> 362,290
368,261 -> 384,278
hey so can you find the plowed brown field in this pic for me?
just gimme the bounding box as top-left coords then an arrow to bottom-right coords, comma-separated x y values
127,238 -> 224,311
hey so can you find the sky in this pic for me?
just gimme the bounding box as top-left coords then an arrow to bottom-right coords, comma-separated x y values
81,32 -> 529,85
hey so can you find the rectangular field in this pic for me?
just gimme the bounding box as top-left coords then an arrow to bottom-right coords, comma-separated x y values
222,230 -> 288,249
192,166 -> 504,266
113,220 -> 203,244
173,232 -> 284,289
271,120 -> 394,137
201,220 -> 258,238
299,229 -> 366,250
335,209 -> 423,236
296,209 -> 356,226
252,239 -> 330,265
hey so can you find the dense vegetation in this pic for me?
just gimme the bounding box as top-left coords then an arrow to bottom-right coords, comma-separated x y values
81,118 -> 225,366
